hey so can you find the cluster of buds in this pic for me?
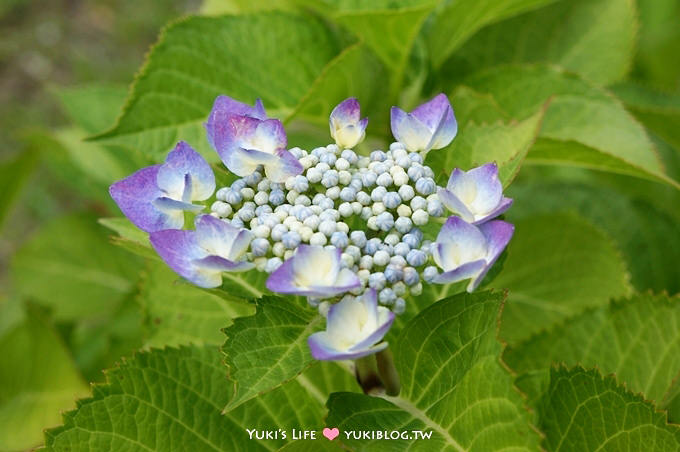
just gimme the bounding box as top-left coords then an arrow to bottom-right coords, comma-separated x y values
109,93 -> 513,361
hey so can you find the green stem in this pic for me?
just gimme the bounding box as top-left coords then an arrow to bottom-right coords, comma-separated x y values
355,355 -> 383,395
376,347 -> 401,396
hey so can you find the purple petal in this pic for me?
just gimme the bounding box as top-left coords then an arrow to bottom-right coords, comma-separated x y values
469,220 -> 515,290
206,96 -> 267,148
435,216 -> 487,257
157,141 -> 215,201
390,107 -> 431,152
192,255 -> 253,272
432,259 -> 486,285
265,149 -> 304,183
411,94 -> 452,131
109,165 -> 183,232
473,197 -> 513,224
153,197 -> 204,213
194,214 -> 252,260
349,307 -> 395,352
266,257 -> 300,294
308,332 -> 389,361
149,229 -> 223,287
465,163 -> 503,214
330,98 -> 361,126
438,187 -> 475,222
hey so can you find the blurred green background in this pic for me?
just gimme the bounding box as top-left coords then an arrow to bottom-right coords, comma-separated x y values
0,0 -> 679,450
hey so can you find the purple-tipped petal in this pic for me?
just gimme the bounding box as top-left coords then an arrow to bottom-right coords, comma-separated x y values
390,107 -> 431,152
432,259 -> 486,285
206,96 -> 267,148
467,220 -> 514,291
330,98 -> 361,125
433,217 -> 488,270
192,255 -> 253,272
157,141 -> 215,201
153,197 -> 204,213
473,197 -> 513,225
265,149 -> 304,183
438,187 -> 475,223
329,98 -> 368,149
194,214 -> 252,260
348,308 -> 394,352
464,163 -> 502,214
265,257 -> 300,294
149,229 -> 223,287
109,165 -> 184,232
308,332 -> 388,360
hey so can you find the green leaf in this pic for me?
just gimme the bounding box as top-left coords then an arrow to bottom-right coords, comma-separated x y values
0,146 -> 39,230
507,180 -> 680,294
10,213 -> 142,320
98,216 -> 160,261
634,0 -> 680,90
464,65 -> 679,189
505,293 -> 680,414
0,304 -> 88,451
326,290 -> 541,451
53,83 -> 128,135
318,0 -> 436,97
425,101 -> 545,188
490,213 -> 631,345
427,0 -> 559,68
538,366 -> 680,451
93,13 -> 346,161
446,0 -> 637,86
139,262 -> 254,348
223,296 -> 322,410
45,345 -> 331,451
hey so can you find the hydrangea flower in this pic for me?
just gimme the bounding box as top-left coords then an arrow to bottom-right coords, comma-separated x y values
308,289 -> 394,360
109,141 -> 215,232
205,95 -> 302,182
149,214 -> 254,288
432,216 -> 514,291
329,98 -> 368,149
438,163 -> 513,224
390,93 -> 457,153
266,245 -> 361,297
109,92 -> 516,365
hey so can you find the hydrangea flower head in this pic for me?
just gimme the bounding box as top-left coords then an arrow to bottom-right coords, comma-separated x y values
390,93 -> 457,153
109,141 -> 215,232
109,93 -> 515,362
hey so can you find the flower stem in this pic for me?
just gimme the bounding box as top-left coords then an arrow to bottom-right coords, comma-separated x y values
376,348 -> 400,396
354,355 -> 383,395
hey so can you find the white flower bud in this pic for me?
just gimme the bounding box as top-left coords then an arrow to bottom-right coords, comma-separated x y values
397,204 -> 412,218
372,202 -> 386,215
367,216 -> 379,230
299,226 -> 314,242
412,209 -> 429,226
393,171 -> 409,186
211,201 -> 232,217
374,250 -> 391,267
341,253 -> 354,267
307,167 -> 322,183
326,186 -> 340,199
336,222 -> 349,233
338,202 -> 353,217
335,158 -> 350,171
254,225 -> 270,238
376,172 -> 393,187
310,232 -> 327,246
299,156 -> 314,169
273,242 -> 285,257
351,201 -> 363,214
286,190 -> 299,204
303,215 -> 320,230
254,191 -> 269,206
338,170 -> 352,185
284,250 -> 294,260
241,187 -> 255,200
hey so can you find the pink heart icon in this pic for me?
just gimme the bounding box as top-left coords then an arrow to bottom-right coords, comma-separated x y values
323,427 -> 339,441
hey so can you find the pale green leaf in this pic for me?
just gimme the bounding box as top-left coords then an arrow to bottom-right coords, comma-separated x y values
10,213 -> 142,320
506,293 -> 680,414
426,103 -> 545,188
538,367 -> 680,451
93,13 -> 347,161
427,0 -> 559,68
223,296 -> 322,410
507,180 -> 680,294
0,305 -> 88,451
464,65 -> 678,188
0,147 -> 39,230
139,262 -> 254,348
446,0 -> 637,85
45,345 -> 331,451
326,291 -> 541,451
490,213 -> 631,345
53,83 -> 128,135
